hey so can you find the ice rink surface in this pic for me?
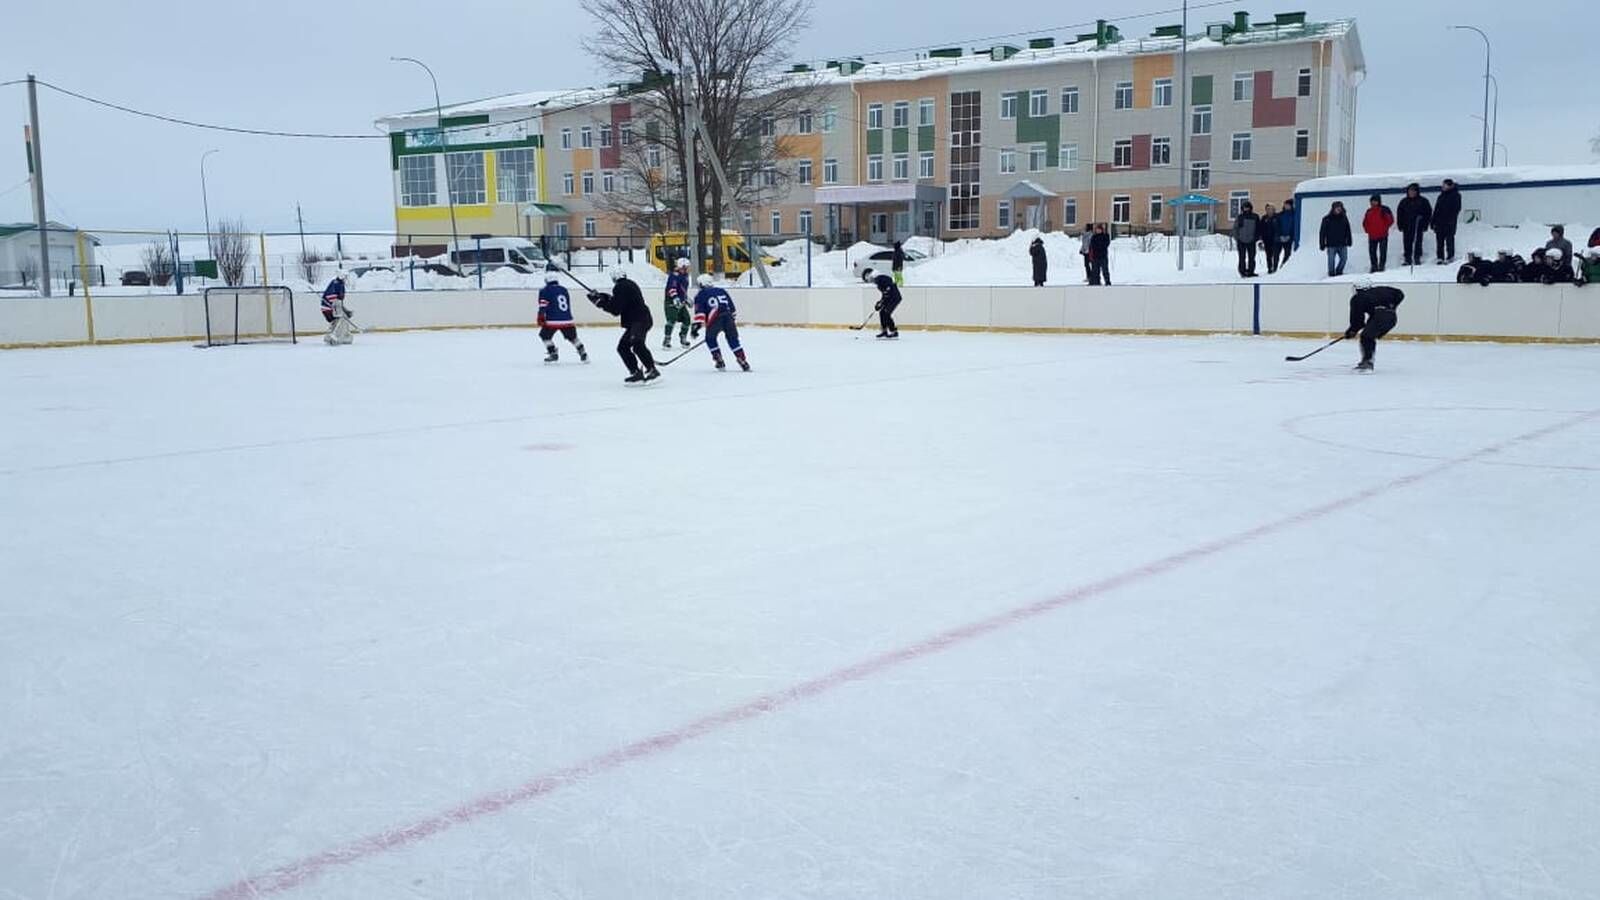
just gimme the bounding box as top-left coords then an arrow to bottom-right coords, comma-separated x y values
2,326 -> 1598,899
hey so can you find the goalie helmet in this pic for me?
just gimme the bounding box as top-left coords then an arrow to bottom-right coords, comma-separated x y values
544,271 -> 560,284
696,273 -> 714,287
675,257 -> 691,270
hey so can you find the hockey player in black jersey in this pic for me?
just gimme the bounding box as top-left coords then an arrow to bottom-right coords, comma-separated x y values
1344,280 -> 1404,372
862,267 -> 902,339
587,268 -> 660,384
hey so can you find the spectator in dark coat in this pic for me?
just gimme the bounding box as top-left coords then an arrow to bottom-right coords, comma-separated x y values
1544,225 -> 1574,270
1233,201 -> 1261,277
1260,204 -> 1281,274
1277,198 -> 1298,265
1432,178 -> 1462,264
1318,201 -> 1353,277
1362,194 -> 1394,273
1088,224 -> 1111,286
1395,182 -> 1432,267
1029,236 -> 1047,287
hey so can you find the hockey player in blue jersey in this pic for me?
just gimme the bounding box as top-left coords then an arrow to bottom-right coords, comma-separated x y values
537,272 -> 588,363
690,274 -> 751,372
662,257 -> 693,350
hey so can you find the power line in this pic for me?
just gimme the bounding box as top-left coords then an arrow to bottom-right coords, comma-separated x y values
32,79 -> 388,140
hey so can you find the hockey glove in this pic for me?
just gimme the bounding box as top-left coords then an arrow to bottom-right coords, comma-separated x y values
690,324 -> 701,339
537,314 -> 547,327
874,300 -> 883,311
1343,327 -> 1359,340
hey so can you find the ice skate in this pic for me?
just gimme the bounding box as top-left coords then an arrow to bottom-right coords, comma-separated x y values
643,367 -> 661,383
624,371 -> 645,384
577,345 -> 589,363
1355,359 -> 1374,372
544,348 -> 559,363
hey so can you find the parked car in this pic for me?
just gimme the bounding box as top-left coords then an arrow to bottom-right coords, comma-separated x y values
120,270 -> 151,286
852,246 -> 928,282
447,238 -> 547,273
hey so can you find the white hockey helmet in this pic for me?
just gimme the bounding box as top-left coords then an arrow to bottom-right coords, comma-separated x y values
675,257 -> 691,270
336,270 -> 349,281
696,273 -> 715,287
1467,248 -> 1483,258
544,271 -> 560,284
1352,278 -> 1374,292
1588,247 -> 1600,259
861,267 -> 875,282
608,266 -> 626,282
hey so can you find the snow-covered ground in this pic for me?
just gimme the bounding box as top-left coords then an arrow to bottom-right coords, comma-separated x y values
3,328 -> 1598,899
59,219 -> 1590,299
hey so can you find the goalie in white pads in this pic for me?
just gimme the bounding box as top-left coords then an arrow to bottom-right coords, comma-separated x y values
322,272 -> 356,345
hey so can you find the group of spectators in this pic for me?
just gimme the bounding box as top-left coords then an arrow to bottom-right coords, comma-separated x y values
1229,199 -> 1299,277
1312,179 -> 1465,278
1455,226 -> 1600,286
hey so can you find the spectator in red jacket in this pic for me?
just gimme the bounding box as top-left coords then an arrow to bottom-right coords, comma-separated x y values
1361,194 -> 1395,274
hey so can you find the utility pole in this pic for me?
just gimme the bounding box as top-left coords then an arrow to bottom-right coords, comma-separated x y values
201,149 -> 219,258
25,75 -> 52,297
296,202 -> 308,258
1176,0 -> 1189,271
679,70 -> 702,283
692,114 -> 771,288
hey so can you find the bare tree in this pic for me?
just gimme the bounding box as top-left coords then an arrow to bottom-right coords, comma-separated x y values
298,248 -> 322,283
16,254 -> 39,288
591,139 -> 683,235
140,240 -> 174,286
214,219 -> 252,286
584,0 -> 820,271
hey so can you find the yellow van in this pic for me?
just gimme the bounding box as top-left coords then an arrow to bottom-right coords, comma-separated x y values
646,231 -> 782,277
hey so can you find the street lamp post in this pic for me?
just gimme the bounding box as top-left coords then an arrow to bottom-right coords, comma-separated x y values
1176,0 -> 1189,271
1485,73 -> 1499,166
200,149 -> 220,258
392,56 -> 461,262
1451,25 -> 1491,169
1495,143 -> 1509,166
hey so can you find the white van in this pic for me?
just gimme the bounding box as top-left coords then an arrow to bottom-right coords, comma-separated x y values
448,238 -> 548,273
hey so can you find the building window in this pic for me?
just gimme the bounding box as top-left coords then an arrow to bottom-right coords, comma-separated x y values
1114,81 -> 1134,110
620,171 -> 633,192
581,171 -> 594,194
824,157 -> 839,183
1063,197 -> 1077,226
867,154 -> 883,182
599,124 -> 613,148
561,171 -> 574,195
1231,131 -> 1253,162
867,103 -> 884,129
739,166 -> 753,188
1192,105 -> 1212,136
1153,78 -> 1174,108
647,144 -> 662,168
601,170 -> 615,193
1295,129 -> 1310,159
893,153 -> 909,180
1111,195 -> 1131,225
798,110 -> 813,134
446,152 -> 486,204
753,116 -> 771,137
1028,89 -> 1048,117
742,212 -> 754,234
1113,139 -> 1133,168
1028,144 -> 1046,172
1000,92 -> 1017,119
1190,161 -> 1211,190
918,98 -> 935,126
553,221 -> 569,239
620,121 -> 634,145
399,155 -> 436,207
583,217 -> 597,238
918,151 -> 934,179
948,89 -> 982,231
1060,86 -> 1079,114
892,101 -> 909,128
1059,143 -> 1079,171
559,128 -> 571,150
580,126 -> 593,148
771,209 -> 783,235
496,148 -> 535,203
1229,191 -> 1250,219
798,158 -> 813,184
1298,67 -> 1313,97
1186,209 -> 1211,232
798,209 -> 813,234
997,200 -> 1012,230
1148,194 -> 1164,223
761,166 -> 777,187
822,106 -> 837,133
999,148 -> 1016,174
1233,72 -> 1253,102
1151,137 -> 1172,166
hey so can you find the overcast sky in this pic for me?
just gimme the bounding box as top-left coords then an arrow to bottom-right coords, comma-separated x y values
2,0 -> 1594,234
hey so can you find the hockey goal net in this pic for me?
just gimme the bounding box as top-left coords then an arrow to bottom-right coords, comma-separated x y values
200,285 -> 297,347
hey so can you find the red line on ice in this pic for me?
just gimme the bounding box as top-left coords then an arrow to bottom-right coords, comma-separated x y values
202,409 -> 1598,899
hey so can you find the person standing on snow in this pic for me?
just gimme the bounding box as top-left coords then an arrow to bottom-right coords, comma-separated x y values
1344,280 -> 1404,372
689,274 -> 751,371
1432,178 -> 1462,264
1362,194 -> 1395,273
891,240 -> 907,287
536,271 -> 587,363
1395,182 -> 1432,267
1233,201 -> 1261,278
587,268 -> 660,384
1277,198 -> 1298,266
1029,236 -> 1048,286
1089,224 -> 1112,286
1260,204 -> 1281,274
662,257 -> 693,350
1079,227 -> 1094,284
1318,202 -> 1353,278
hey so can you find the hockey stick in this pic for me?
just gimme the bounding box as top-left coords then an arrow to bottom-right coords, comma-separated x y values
850,310 -> 876,331
546,261 -> 601,295
657,338 -> 706,367
1284,335 -> 1345,362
